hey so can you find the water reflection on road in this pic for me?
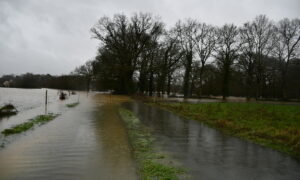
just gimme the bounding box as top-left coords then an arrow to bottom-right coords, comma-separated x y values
124,102 -> 300,180
0,94 -> 137,180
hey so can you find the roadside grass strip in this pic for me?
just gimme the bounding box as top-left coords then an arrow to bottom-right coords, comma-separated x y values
119,108 -> 186,180
2,113 -> 59,136
66,102 -> 79,108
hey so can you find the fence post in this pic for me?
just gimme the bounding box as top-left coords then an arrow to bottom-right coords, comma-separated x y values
45,90 -> 48,114
45,90 -> 48,105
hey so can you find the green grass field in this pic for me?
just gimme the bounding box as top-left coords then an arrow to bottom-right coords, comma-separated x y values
153,102 -> 300,159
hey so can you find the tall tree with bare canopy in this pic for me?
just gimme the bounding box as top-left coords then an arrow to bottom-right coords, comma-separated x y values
91,13 -> 163,94
175,20 -> 197,98
215,24 -> 239,100
274,18 -> 300,99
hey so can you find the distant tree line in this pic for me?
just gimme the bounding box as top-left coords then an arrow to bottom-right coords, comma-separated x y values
88,13 -> 300,100
0,73 -> 87,90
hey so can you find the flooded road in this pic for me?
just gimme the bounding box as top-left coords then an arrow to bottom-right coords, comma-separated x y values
124,102 -> 300,180
0,92 -> 137,180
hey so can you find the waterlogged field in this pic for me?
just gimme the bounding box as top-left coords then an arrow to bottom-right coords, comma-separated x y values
0,88 -> 59,111
0,88 -> 79,132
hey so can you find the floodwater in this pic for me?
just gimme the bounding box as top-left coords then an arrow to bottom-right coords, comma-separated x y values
0,88 -> 59,111
0,88 -> 137,180
1,87 -> 300,180
0,88 -> 73,132
124,102 -> 300,180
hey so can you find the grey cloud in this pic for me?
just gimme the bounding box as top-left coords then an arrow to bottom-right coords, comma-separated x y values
0,0 -> 299,75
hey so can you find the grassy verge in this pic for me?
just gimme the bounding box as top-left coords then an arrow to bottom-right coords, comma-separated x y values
119,108 -> 186,180
152,102 -> 300,159
2,113 -> 59,136
66,102 -> 79,108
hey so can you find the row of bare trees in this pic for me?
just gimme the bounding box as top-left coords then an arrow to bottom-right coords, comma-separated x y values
83,13 -> 300,100
0,73 -> 88,90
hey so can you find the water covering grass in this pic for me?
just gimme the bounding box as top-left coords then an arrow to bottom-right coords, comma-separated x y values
119,108 -> 186,180
152,102 -> 300,159
66,102 -> 79,108
2,113 -> 59,136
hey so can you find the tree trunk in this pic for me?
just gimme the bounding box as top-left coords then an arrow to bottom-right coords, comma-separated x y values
222,59 -> 230,100
86,76 -> 91,92
149,71 -> 154,96
198,62 -> 205,98
245,69 -> 253,100
281,69 -> 288,100
119,69 -> 134,94
183,51 -> 193,98
167,74 -> 171,96
161,75 -> 166,95
139,72 -> 147,94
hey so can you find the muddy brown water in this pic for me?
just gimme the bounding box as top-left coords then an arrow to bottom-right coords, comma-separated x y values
0,93 -> 137,180
123,102 -> 300,180
1,87 -> 300,180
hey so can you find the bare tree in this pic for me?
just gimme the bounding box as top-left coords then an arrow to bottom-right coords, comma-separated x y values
192,23 -> 216,97
91,13 -> 164,94
274,18 -> 300,99
156,31 -> 184,96
237,15 -> 275,99
174,19 -> 197,98
74,60 -> 93,91
251,15 -> 275,98
238,22 -> 257,99
215,24 -> 239,100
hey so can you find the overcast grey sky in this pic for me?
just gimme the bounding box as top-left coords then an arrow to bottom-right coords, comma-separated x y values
0,0 -> 299,75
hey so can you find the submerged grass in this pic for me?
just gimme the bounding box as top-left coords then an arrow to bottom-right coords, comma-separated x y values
66,102 -> 79,108
119,108 -> 186,180
152,102 -> 300,159
2,113 -> 59,136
